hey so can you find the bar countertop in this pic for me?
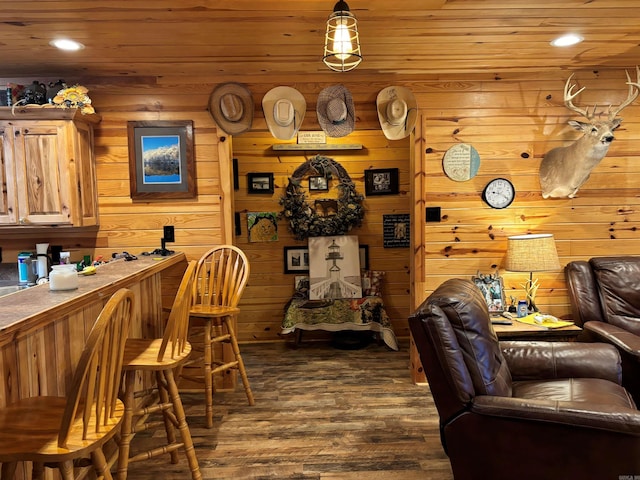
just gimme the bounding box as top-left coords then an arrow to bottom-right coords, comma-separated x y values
0,252 -> 187,342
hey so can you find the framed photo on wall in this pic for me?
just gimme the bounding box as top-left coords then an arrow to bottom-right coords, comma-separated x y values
248,172 -> 274,194
472,271 -> 506,314
309,175 -> 329,191
364,168 -> 399,196
284,246 -> 309,274
127,120 -> 196,200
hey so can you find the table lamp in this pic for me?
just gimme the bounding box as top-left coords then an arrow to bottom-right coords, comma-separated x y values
505,233 -> 561,312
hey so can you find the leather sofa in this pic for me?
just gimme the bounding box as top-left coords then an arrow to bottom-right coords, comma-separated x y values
565,256 -> 640,403
409,278 -> 640,480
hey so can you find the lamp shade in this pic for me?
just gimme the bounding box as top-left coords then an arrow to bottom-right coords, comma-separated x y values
505,234 -> 561,272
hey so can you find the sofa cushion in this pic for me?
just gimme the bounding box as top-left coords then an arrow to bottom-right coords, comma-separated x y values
590,256 -> 640,336
513,378 -> 636,409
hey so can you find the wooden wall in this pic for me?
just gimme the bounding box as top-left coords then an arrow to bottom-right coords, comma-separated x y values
232,129 -> 411,342
410,69 -> 640,315
3,68 -> 640,346
0,78 -> 229,268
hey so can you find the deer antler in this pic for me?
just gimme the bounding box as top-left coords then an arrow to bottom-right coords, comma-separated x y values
607,65 -> 640,120
563,74 -> 595,120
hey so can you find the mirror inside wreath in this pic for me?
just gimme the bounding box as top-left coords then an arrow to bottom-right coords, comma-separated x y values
279,155 -> 365,240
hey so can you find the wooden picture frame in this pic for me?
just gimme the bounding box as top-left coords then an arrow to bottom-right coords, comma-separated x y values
359,244 -> 369,270
308,175 -> 329,191
127,120 -> 196,199
284,246 -> 309,274
364,168 -> 399,196
472,271 -> 506,314
248,172 -> 274,194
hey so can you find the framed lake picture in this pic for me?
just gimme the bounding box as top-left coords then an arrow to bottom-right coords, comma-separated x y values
127,120 -> 196,199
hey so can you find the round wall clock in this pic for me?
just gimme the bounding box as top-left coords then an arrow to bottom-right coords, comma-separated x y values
482,178 -> 515,209
442,143 -> 481,182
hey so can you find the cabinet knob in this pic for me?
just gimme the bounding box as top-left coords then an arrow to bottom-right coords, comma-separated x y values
19,217 -> 30,225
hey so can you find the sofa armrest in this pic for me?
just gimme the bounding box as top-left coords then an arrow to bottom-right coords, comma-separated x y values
501,341 -> 622,384
584,321 -> 640,358
472,395 -> 640,435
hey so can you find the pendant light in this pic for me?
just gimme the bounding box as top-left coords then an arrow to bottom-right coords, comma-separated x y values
322,0 -> 362,72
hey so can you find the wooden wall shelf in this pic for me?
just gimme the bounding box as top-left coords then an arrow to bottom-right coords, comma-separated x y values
272,143 -> 363,151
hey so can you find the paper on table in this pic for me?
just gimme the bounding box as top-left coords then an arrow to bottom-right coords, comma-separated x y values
515,313 -> 574,329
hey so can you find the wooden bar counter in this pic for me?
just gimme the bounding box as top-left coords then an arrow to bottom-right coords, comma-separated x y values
0,252 -> 188,408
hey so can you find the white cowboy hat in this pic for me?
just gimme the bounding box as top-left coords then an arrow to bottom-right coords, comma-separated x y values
376,86 -> 418,140
262,86 -> 306,140
316,84 -> 355,138
208,82 -> 254,135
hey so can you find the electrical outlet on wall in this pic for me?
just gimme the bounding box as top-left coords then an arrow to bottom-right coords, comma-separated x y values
163,226 -> 175,243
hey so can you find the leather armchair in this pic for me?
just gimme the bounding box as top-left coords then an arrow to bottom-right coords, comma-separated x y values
409,278 -> 640,480
565,256 -> 640,403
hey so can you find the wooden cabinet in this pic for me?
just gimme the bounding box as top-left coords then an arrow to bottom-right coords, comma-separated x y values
0,108 -> 100,227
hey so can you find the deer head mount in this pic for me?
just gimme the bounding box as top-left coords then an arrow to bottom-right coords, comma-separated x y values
539,67 -> 640,199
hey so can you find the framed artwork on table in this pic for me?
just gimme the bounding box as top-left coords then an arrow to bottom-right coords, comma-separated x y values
472,271 -> 506,314
364,168 -> 399,196
127,120 -> 196,199
308,235 -> 362,300
247,172 -> 274,194
284,246 -> 309,274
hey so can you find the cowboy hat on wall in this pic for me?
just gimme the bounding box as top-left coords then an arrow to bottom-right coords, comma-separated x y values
376,86 -> 418,140
316,84 -> 355,138
262,86 -> 307,140
208,82 -> 254,136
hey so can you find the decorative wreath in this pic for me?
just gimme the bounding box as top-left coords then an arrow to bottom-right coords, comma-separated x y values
279,155 -> 364,240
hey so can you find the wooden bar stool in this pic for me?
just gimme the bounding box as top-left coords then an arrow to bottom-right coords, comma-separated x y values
188,245 -> 254,429
116,260 -> 201,480
0,288 -> 134,480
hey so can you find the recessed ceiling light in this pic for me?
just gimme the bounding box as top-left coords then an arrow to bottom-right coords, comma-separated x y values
550,34 -> 584,47
49,38 -> 85,51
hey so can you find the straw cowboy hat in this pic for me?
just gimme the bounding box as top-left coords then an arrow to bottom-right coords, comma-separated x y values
376,86 -> 418,140
208,82 -> 254,135
316,84 -> 355,138
262,86 -> 307,140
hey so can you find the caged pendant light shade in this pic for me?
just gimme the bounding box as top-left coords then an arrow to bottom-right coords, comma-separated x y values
323,0 -> 362,72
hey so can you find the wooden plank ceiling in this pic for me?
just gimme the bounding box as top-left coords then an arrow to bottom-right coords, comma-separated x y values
0,0 -> 639,78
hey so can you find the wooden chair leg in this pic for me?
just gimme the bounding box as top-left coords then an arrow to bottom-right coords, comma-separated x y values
203,318 -> 215,429
91,448 -> 114,480
59,460 -> 74,480
164,369 -> 202,480
31,462 -> 44,479
1,462 -> 18,479
116,370 -> 136,480
156,370 -> 179,464
224,317 -> 255,406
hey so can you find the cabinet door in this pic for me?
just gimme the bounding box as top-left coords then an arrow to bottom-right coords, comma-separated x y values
0,125 -> 18,224
13,124 -> 73,225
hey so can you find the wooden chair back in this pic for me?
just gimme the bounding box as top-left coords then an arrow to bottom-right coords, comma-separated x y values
193,245 -> 250,309
158,260 -> 197,362
58,288 -> 134,448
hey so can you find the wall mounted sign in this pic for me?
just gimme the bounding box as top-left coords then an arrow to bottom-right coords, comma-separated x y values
442,143 -> 480,182
383,213 -> 410,248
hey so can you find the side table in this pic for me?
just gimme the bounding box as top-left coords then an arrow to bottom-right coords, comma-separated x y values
493,319 -> 582,342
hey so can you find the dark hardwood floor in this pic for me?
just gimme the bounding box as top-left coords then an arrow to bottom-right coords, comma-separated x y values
121,336 -> 454,479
